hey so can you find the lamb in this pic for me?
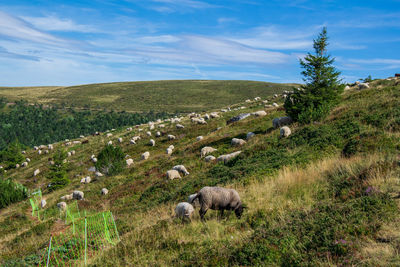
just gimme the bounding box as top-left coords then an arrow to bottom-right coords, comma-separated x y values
246,132 -> 255,140
149,139 -> 155,146
141,151 -> 150,160
187,194 -> 200,207
272,116 -> 293,128
166,169 -> 181,180
201,146 -> 217,157
190,186 -> 245,220
126,158 -> 134,166
73,191 -> 84,200
173,165 -> 189,176
280,126 -> 291,138
217,151 -> 242,164
231,138 -> 246,146
205,155 -> 216,162
168,135 -> 176,140
174,202 -> 195,221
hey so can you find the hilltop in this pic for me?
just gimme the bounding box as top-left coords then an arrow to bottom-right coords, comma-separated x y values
0,77 -> 399,266
0,80 -> 296,113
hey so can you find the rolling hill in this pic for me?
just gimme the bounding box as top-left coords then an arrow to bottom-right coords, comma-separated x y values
0,77 -> 399,266
0,80 -> 297,113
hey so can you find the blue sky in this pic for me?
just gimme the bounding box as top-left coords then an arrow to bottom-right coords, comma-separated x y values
0,0 -> 399,86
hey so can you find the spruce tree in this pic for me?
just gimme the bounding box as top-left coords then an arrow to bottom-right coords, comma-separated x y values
284,27 -> 343,123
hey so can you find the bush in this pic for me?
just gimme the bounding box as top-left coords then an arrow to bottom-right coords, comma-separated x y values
47,149 -> 69,191
95,145 -> 125,175
0,141 -> 24,170
0,178 -> 28,209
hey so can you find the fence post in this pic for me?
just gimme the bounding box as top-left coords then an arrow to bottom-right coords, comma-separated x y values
84,216 -> 87,266
46,235 -> 52,267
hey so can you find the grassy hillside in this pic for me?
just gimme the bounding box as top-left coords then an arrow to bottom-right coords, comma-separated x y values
0,80 -> 296,113
0,77 -> 399,266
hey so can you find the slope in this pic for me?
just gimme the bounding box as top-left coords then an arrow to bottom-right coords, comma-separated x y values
0,77 -> 399,266
0,80 -> 296,113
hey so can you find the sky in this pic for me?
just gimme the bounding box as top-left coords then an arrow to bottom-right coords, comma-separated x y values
0,0 -> 399,86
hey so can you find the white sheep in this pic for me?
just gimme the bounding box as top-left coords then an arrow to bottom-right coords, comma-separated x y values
169,145 -> 175,150
95,171 -> 104,177
173,165 -> 190,176
156,131 -> 161,137
201,146 -> 217,157
196,136 -> 203,141
61,194 -> 73,201
166,169 -> 181,180
57,202 -> 67,210
231,138 -> 246,146
168,135 -> 176,140
106,133 -> 113,137
107,141 -> 113,145
359,83 -> 370,90
210,112 -> 219,118
73,191 -> 84,200
217,151 -> 242,164
175,202 -> 195,221
253,110 -> 267,117
80,176 -> 91,184
149,139 -> 155,146
166,148 -> 173,155
280,126 -> 292,138
126,158 -> 134,166
205,155 -> 216,162
118,137 -> 123,143
33,169 -> 40,176
21,162 -> 28,167
101,188 -> 109,195
176,124 -> 185,129
272,103 -> 279,107
146,131 -> 152,137
141,151 -> 150,160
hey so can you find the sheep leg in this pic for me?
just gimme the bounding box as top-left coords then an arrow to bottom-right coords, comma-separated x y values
199,207 -> 208,221
218,209 -> 224,220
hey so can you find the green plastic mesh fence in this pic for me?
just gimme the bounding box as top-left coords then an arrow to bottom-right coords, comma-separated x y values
65,201 -> 81,225
39,211 -> 120,266
29,189 -> 42,220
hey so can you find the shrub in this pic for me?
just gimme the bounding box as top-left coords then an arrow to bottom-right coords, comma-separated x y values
0,141 -> 24,170
95,145 -> 125,175
47,149 -> 69,191
0,178 -> 28,209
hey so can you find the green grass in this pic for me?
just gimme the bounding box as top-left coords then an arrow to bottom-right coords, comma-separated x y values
0,80 -> 296,112
0,77 -> 400,266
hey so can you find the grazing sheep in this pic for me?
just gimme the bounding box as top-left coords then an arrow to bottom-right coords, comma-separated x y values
272,102 -> 279,107
158,124 -> 165,128
254,96 -> 261,101
273,94 -> 278,98
130,139 -> 136,145
231,138 -> 246,146
176,124 -> 185,129
262,100 -> 269,104
150,124 -> 155,130
95,171 -> 104,177
196,136 -> 203,141
26,158 -> 31,162
201,146 -> 217,157
61,194 -> 73,201
246,132 -> 255,140
227,113 -> 250,124
203,114 -> 210,120
33,169 -> 40,177
190,186 -> 245,220
141,151 -> 150,160
80,176 -> 91,184
73,141 -> 81,145
38,150 -> 42,155
21,150 -> 26,154
187,194 -> 200,207
156,131 -> 161,137
217,151 -> 242,164
210,112 -> 219,118
253,110 -> 267,117
65,142 -> 72,146
221,108 -> 228,113
132,136 -> 141,142
173,165 -> 190,176
344,85 -> 351,90
49,161 -> 55,166
106,133 -> 113,137
280,126 -> 291,138
169,145 -> 175,150
359,83 -> 370,90
21,162 -> 28,167
118,138 -> 123,143
15,164 -> 20,169
168,135 -> 176,140
205,155 -> 216,162
57,202 -> 67,210
71,150 -> 75,155
34,146 -> 39,150
101,188 -> 109,195
67,152 -> 72,157
48,144 -> 54,150
149,139 -> 155,146
107,141 -> 113,145
166,169 -> 181,180
41,199 -> 47,208
146,131 -> 152,137
126,158 -> 134,166
245,99 -> 251,103
73,191 -> 84,200
127,127 -> 133,131
92,157 -> 98,163
166,148 -> 173,155
175,202 -> 195,221
272,116 -> 293,128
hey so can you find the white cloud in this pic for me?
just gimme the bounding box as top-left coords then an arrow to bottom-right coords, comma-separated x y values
21,16 -> 98,33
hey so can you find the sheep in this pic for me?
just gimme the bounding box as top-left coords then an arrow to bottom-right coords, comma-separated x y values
158,124 -> 165,128
359,83 -> 370,90
26,158 -> 31,162
344,85 -> 351,90
168,135 -> 176,140
196,136 -> 203,141
15,164 -> 20,169
246,132 -> 255,140
217,151 -> 242,164
107,141 -> 113,145
187,194 -> 200,207
203,114 -> 210,120
106,133 -> 113,137
61,194 -> 73,201
80,176 -> 91,184
33,169 -> 40,177
173,165 -> 190,176
231,138 -> 246,146
101,188 -> 109,195
132,136 -> 141,142
272,116 -> 293,128
72,191 -> 84,200
39,145 -> 47,150
141,151 -> 150,160
201,146 -> 217,157
169,145 -> 175,150
149,139 -> 155,146
71,150 -> 75,155
73,141 -> 81,145
38,150 -> 42,155
21,150 -> 26,154
175,202 -> 195,221
190,186 -> 245,220
21,162 -> 28,167
48,144 -> 54,150
49,161 -> 55,166
221,108 -> 228,112
127,127 -> 133,131
176,124 -> 185,129
156,131 -> 161,137
252,110 -> 267,117
146,131 -> 152,137
166,169 -> 181,180
130,139 -> 136,145
245,99 -> 251,103
210,112 -> 219,118
57,202 -> 67,210
262,100 -> 269,104
166,148 -> 173,155
272,102 -> 279,107
126,158 -> 134,166
67,152 -> 72,157
118,137 -> 123,143
204,155 -> 216,162
95,171 -> 104,177
34,146 -> 39,150
273,94 -> 278,98
92,157 -> 98,163
41,199 -> 47,208
280,126 -> 292,138
65,142 -> 72,146
254,96 -> 261,101
150,124 -> 155,130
